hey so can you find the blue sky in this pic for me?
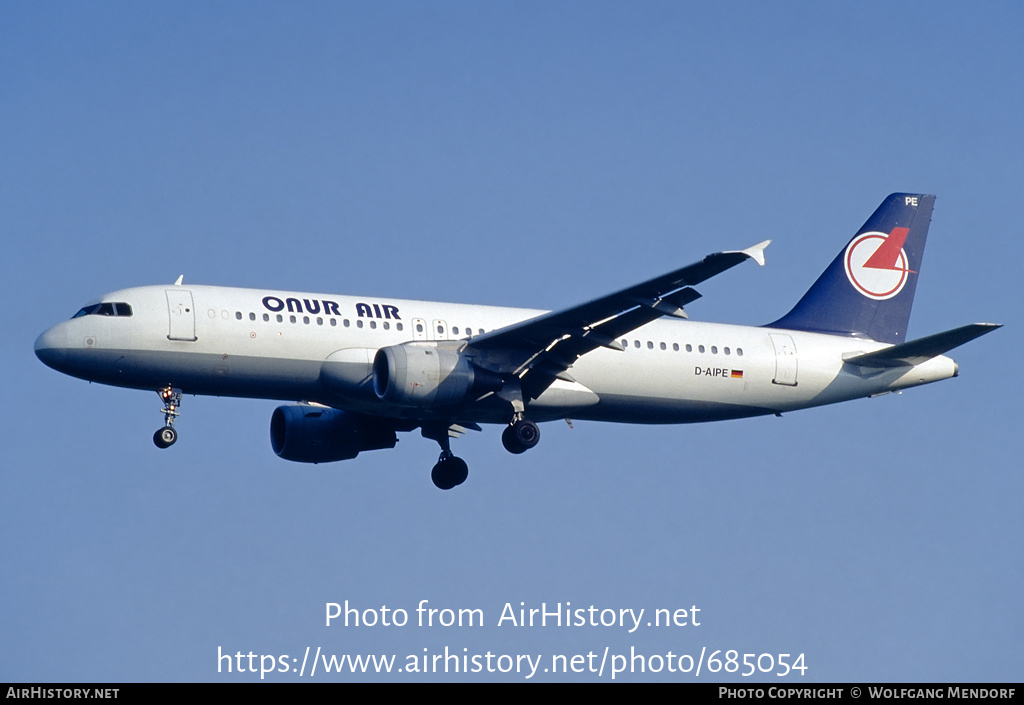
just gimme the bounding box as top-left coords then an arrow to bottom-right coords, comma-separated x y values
2,1 -> 1020,682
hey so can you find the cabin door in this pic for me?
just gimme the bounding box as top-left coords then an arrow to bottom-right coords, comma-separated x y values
166,290 -> 197,341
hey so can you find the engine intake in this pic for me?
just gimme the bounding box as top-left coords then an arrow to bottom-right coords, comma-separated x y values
270,405 -> 397,463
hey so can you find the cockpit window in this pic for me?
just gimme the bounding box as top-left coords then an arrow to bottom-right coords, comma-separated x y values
72,304 -> 100,318
72,302 -> 133,318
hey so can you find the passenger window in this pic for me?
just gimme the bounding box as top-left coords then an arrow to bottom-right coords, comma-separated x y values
396,323 -> 403,331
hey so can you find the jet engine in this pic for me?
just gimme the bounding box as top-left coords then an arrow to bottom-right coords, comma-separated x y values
270,405 -> 398,463
372,344 -> 503,407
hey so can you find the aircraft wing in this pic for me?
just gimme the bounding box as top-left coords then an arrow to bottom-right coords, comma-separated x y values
467,240 -> 770,400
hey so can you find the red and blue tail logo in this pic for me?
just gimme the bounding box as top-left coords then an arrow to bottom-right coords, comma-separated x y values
769,194 -> 935,344
844,227 -> 914,300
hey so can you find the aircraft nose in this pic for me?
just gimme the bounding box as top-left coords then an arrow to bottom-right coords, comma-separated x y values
34,326 -> 68,370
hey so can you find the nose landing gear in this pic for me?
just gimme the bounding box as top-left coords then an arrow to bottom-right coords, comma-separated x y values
153,386 -> 182,449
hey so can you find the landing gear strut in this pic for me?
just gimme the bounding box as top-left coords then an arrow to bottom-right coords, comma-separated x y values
153,386 -> 182,449
501,416 -> 540,455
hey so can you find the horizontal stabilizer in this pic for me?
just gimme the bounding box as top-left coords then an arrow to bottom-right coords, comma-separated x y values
843,323 -> 1001,369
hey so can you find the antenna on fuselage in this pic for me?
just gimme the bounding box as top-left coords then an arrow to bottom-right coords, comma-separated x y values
174,275 -> 184,286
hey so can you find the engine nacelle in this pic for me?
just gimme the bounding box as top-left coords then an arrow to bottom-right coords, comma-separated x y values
372,344 -> 503,407
270,405 -> 397,463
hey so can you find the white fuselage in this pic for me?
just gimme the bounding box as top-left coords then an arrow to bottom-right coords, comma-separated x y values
35,284 -> 958,427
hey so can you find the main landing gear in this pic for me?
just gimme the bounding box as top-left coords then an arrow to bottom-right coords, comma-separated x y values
422,423 -> 470,490
431,452 -> 469,491
501,416 -> 540,455
153,386 -> 182,449
423,415 -> 541,490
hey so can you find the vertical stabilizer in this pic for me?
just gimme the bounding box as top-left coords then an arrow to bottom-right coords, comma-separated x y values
769,193 -> 934,344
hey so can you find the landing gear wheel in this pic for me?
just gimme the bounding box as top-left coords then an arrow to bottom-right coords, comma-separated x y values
502,425 -> 526,454
502,419 -> 540,454
431,454 -> 469,490
154,425 -> 177,449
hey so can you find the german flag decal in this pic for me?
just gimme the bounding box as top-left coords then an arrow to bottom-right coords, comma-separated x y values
730,370 -> 744,379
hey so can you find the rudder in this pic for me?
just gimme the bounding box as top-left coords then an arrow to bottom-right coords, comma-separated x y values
769,193 -> 935,344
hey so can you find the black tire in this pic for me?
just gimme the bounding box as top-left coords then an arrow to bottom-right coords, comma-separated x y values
153,426 -> 177,449
513,419 -> 540,449
449,457 -> 469,486
431,456 -> 468,490
502,424 -> 527,454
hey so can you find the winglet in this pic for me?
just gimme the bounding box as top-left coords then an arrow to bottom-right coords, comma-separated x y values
730,240 -> 770,267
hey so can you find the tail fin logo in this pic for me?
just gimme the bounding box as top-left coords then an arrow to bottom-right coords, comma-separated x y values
844,228 -> 914,300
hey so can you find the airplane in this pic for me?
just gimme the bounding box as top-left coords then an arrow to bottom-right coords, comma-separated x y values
34,193 -> 999,490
